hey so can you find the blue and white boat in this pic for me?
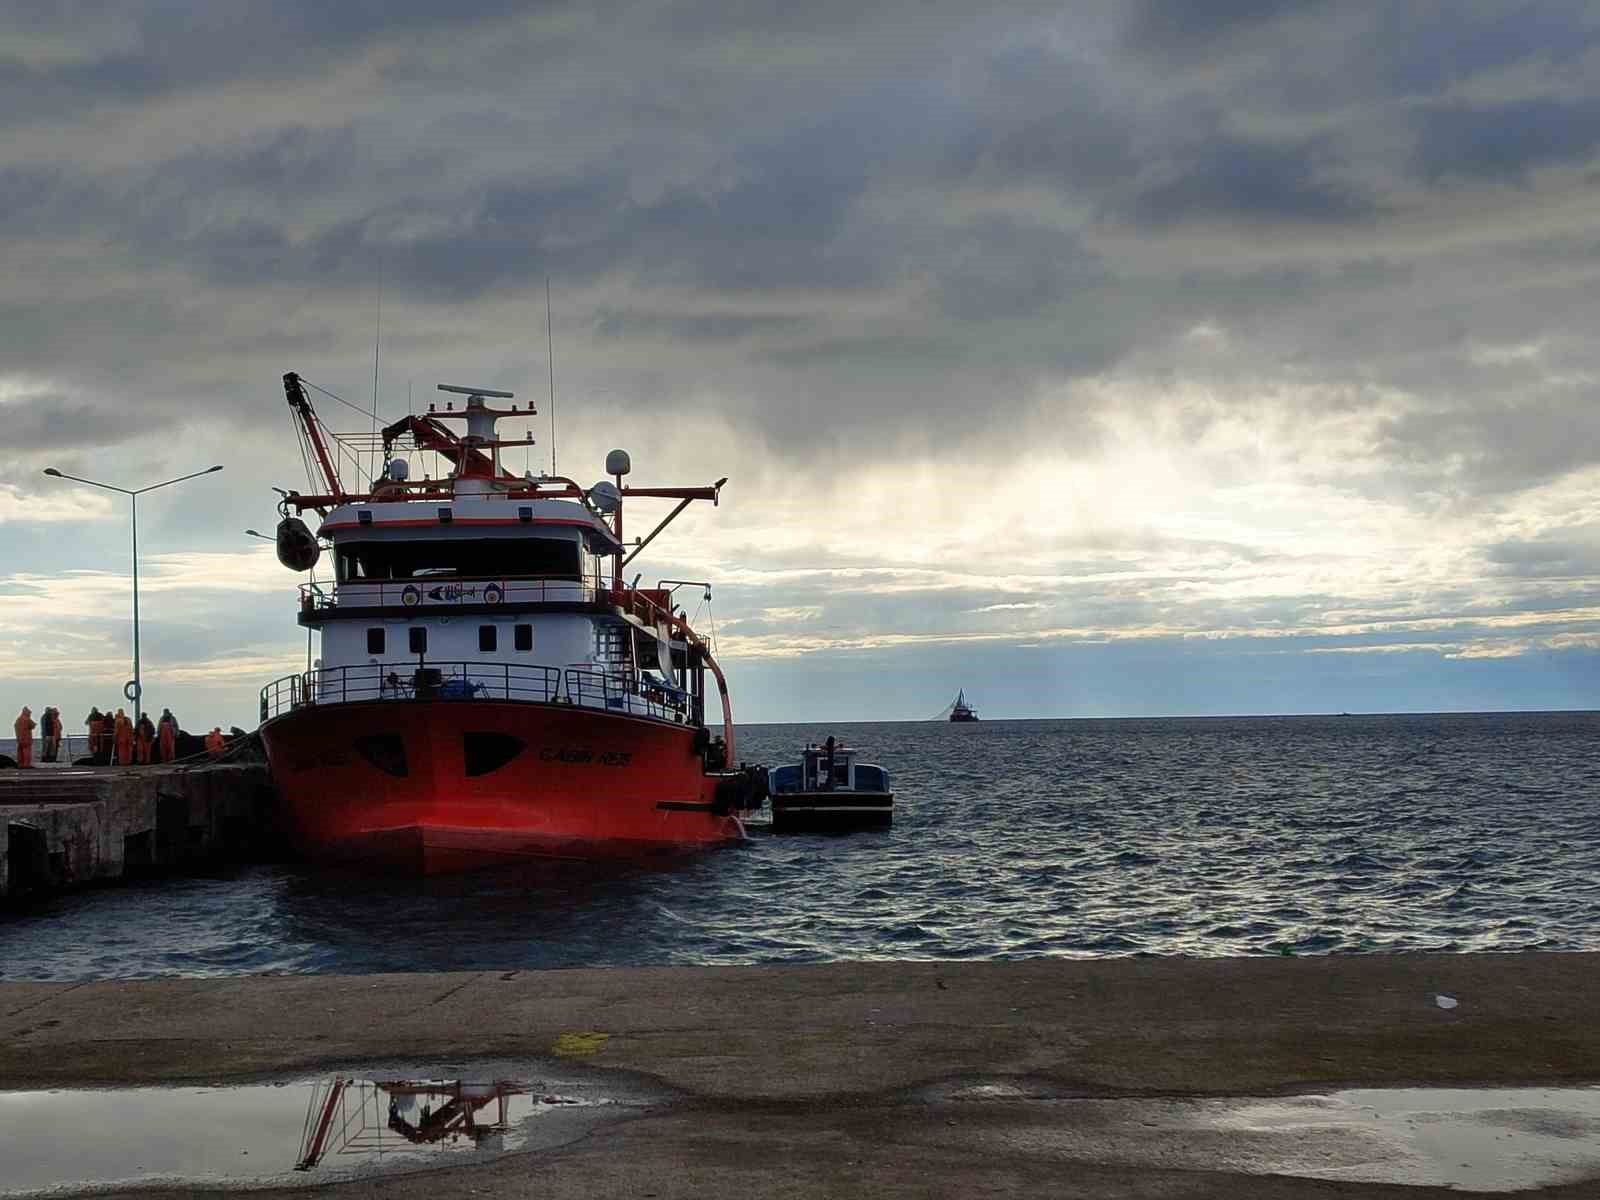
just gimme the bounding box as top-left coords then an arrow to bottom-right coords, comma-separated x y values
766,737 -> 893,831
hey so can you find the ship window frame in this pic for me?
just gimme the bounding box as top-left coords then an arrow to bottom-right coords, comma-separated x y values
408,626 -> 427,654
366,628 -> 385,655
478,624 -> 497,653
333,534 -> 584,582
514,624 -> 533,652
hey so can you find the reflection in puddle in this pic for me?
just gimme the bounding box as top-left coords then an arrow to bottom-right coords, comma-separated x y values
297,1078 -> 590,1170
0,1070 -> 650,1195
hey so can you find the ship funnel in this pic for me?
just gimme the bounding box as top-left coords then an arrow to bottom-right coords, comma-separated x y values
275,516 -> 321,572
606,449 -> 632,477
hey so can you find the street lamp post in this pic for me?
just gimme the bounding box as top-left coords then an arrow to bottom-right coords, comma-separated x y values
43,464 -> 224,729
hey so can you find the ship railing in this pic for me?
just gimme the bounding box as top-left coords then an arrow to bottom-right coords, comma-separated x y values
563,668 -> 689,724
260,661 -> 564,722
299,574 -> 604,613
258,660 -> 691,723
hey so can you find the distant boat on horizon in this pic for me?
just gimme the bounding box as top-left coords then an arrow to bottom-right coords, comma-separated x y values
949,689 -> 980,722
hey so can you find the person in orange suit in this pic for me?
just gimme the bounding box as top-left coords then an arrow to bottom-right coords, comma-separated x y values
86,707 -> 106,761
113,708 -> 134,766
158,708 -> 177,763
204,727 -> 226,759
13,706 -> 35,768
135,712 -> 155,765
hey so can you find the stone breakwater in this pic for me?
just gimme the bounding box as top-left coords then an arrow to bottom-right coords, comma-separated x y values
0,763 -> 278,899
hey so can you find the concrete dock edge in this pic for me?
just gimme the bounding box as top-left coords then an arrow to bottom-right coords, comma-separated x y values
0,763 -> 278,898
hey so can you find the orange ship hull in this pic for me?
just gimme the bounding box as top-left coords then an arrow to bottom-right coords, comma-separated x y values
260,700 -> 740,869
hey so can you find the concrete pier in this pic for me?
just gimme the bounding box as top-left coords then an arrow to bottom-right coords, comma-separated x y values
3,953 -> 1599,1197
0,763 -> 278,899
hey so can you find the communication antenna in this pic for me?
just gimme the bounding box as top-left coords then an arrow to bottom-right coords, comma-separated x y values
372,283 -> 382,422
546,276 -> 557,476
371,256 -> 383,484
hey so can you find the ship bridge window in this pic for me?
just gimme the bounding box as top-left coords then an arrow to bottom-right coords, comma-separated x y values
336,536 -> 582,582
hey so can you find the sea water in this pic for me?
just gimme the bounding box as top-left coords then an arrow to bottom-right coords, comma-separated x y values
3,713 -> 1599,979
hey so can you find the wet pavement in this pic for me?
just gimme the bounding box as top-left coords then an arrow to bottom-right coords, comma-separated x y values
922,1082 -> 1600,1192
6,956 -> 1600,1197
6,1075 -> 1600,1195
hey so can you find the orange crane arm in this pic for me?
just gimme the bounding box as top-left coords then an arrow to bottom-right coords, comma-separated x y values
283,373 -> 346,501
381,414 -> 495,477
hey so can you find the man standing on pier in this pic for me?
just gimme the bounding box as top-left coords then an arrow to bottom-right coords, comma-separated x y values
39,707 -> 60,763
158,708 -> 177,763
85,707 -> 104,762
113,708 -> 134,767
136,712 -> 155,765
13,706 -> 35,768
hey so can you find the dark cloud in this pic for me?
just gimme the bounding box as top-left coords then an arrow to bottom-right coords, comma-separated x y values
592,310 -> 810,342
1413,96 -> 1600,184
1,2 -> 1598,486
1129,131 -> 1382,228
1485,531 -> 1600,579
0,0 -> 545,126
933,217 -> 1106,321
1122,0 -> 1337,55
1372,3 -> 1600,97
942,45 -> 1137,195
1376,394 -> 1600,498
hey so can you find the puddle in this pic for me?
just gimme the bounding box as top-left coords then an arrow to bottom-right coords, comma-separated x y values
11,1072 -> 1600,1195
1212,1087 -> 1600,1192
0,1065 -> 661,1195
934,1082 -> 1600,1193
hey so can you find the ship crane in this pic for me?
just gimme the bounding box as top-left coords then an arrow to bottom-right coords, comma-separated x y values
281,371 -> 348,511
379,413 -> 497,479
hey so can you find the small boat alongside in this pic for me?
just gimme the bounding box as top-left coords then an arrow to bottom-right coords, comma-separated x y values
767,737 -> 893,832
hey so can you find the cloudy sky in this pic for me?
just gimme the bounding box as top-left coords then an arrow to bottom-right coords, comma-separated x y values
5,0 -> 1600,728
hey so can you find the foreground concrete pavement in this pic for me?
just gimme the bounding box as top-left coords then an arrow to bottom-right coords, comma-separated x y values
4,953 -> 1600,1197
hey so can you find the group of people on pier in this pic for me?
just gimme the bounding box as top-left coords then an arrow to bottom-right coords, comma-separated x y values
8,706 -> 63,767
9,705 -> 233,768
82,706 -> 179,766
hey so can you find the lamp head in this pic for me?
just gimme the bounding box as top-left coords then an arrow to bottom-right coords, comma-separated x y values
42,468 -> 61,477
207,465 -> 224,473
